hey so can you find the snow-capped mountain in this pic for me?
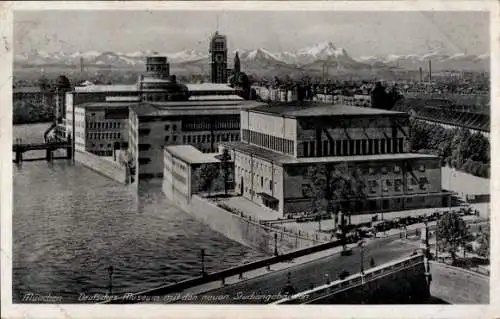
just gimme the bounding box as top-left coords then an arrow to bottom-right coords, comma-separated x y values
166,49 -> 208,63
13,44 -> 490,72
276,42 -> 358,66
239,48 -> 287,65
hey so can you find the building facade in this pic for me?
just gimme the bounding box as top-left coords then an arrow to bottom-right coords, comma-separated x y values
128,99 -> 265,181
223,104 -> 448,217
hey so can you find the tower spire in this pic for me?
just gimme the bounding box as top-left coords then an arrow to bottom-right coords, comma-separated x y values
216,14 -> 220,33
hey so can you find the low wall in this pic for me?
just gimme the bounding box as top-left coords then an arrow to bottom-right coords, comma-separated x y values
277,255 -> 429,304
429,261 -> 489,304
187,195 -> 319,254
75,150 -> 128,184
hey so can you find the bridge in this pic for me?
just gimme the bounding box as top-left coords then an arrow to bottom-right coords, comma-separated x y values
13,136 -> 73,163
104,231 -> 425,304
272,253 -> 428,304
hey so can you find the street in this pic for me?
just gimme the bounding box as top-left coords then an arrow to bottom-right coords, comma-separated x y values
170,235 -> 421,304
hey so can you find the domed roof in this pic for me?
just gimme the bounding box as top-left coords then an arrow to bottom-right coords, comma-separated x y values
55,75 -> 71,89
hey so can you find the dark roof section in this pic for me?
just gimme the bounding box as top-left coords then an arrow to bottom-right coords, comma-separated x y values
130,100 -> 266,117
249,103 -> 408,119
222,141 -> 438,166
394,98 -> 490,132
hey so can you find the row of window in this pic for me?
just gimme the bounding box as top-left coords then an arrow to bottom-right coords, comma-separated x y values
165,124 -> 178,131
88,121 -> 122,129
87,132 -> 121,140
301,138 -> 405,157
89,143 -> 113,149
236,166 -> 275,193
242,129 -> 295,156
178,133 -> 239,144
90,150 -> 114,156
182,118 -> 239,131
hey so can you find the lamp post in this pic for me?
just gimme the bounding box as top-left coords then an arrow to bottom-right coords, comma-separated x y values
107,265 -> 114,296
201,249 -> 207,277
359,240 -> 367,304
274,233 -> 278,256
359,240 -> 366,275
421,219 -> 432,288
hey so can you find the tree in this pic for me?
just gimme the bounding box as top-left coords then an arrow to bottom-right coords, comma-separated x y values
220,148 -> 232,196
437,212 -> 470,263
198,164 -> 219,197
476,228 -> 490,259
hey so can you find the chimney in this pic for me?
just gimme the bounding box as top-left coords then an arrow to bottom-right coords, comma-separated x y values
428,60 -> 432,83
80,57 -> 84,73
419,67 -> 423,83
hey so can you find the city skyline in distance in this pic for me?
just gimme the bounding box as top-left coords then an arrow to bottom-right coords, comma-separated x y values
14,10 -> 490,58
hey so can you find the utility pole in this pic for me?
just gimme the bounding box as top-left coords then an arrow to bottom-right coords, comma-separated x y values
274,233 -> 278,256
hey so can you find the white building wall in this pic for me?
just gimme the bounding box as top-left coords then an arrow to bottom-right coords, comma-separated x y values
74,106 -> 86,152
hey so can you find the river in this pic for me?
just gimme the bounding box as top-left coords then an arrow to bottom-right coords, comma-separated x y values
12,123 -> 267,303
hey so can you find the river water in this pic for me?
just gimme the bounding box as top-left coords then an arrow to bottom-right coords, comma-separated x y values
12,123 -> 267,303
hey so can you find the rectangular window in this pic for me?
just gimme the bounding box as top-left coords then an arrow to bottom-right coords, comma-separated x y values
349,140 -> 355,156
368,139 -> 373,154
336,140 -> 341,155
309,141 -> 315,157
398,138 -> 404,152
380,139 -> 386,154
342,140 -> 348,156
355,140 -> 361,155
323,140 -> 328,156
386,138 -> 392,153
303,142 -> 308,157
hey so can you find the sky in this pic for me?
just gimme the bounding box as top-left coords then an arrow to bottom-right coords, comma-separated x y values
14,10 -> 490,57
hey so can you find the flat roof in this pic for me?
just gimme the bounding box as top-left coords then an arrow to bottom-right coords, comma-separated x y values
223,141 -> 438,166
165,145 -> 221,164
131,101 -> 266,117
75,102 -> 137,109
249,103 -> 407,119
74,84 -> 138,92
188,95 -> 244,101
105,96 -> 141,102
186,83 -> 235,92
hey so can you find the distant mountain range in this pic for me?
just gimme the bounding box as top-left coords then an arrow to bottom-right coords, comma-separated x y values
14,42 -> 490,74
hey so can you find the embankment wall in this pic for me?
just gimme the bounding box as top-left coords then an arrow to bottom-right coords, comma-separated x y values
75,150 -> 128,184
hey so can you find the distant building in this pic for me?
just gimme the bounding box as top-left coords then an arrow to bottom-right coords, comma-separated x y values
209,31 -> 228,84
220,103 -> 449,216
13,86 -> 54,106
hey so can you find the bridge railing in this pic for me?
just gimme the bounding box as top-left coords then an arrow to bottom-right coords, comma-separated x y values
272,253 -> 425,304
104,238 -> 343,304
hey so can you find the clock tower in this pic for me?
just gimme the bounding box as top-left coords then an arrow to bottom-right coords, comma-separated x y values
210,31 -> 228,84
